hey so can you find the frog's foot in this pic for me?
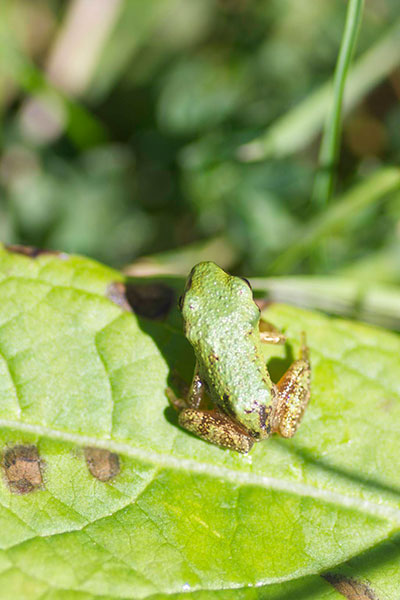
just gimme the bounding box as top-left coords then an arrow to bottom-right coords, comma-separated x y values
259,319 -> 286,344
272,332 -> 311,438
166,387 -> 188,412
179,408 -> 254,453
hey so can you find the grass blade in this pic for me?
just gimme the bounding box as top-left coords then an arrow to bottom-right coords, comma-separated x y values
238,18 -> 400,162
312,0 -> 364,205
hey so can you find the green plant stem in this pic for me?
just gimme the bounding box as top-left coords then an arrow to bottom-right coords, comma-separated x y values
251,275 -> 400,331
312,0 -> 364,206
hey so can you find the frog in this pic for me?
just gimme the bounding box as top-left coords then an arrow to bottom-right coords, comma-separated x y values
167,261 -> 311,454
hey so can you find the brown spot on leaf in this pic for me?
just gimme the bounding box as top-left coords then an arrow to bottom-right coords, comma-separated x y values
6,244 -> 68,259
127,282 -> 175,319
106,281 -> 132,312
3,445 -> 43,494
107,281 -> 175,320
322,574 -> 379,600
84,447 -> 120,482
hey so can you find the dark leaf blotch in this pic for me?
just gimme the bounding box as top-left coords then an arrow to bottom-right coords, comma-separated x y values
6,244 -> 68,259
322,574 -> 379,600
84,447 -> 120,482
125,282 -> 175,320
3,445 -> 43,494
106,281 -> 133,312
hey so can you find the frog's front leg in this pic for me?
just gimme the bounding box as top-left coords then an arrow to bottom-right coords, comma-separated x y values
272,332 -> 311,438
179,408 -> 254,453
259,319 -> 286,344
166,361 -> 204,411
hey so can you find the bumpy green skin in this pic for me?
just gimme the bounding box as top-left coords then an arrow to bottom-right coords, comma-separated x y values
181,262 -> 275,439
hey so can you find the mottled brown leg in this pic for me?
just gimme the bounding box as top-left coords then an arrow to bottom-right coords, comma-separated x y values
259,319 -> 286,344
179,408 -> 254,453
272,332 -> 311,438
166,361 -> 204,411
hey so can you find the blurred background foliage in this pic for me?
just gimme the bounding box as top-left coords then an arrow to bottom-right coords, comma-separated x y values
0,0 -> 400,286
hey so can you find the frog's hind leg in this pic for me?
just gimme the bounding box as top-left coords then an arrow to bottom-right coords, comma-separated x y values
272,332 -> 311,438
259,319 -> 286,344
166,361 -> 205,411
179,408 -> 254,453
167,361 -> 254,453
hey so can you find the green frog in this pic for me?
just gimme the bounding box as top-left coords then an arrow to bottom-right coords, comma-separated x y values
167,262 -> 311,453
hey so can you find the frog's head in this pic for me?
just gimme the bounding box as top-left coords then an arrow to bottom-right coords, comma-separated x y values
179,262 -> 260,335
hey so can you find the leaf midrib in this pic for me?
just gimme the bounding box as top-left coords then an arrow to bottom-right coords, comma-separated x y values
1,418 -> 400,526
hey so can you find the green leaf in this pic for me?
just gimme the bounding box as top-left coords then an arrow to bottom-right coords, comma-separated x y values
1,245 -> 400,599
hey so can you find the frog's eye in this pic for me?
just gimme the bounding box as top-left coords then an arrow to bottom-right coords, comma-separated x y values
178,295 -> 183,311
240,277 -> 252,290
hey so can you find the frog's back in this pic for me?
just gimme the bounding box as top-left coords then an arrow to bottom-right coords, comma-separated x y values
181,261 -> 275,438
190,310 -> 275,438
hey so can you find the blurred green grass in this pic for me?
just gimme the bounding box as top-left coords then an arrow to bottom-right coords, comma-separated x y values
0,0 -> 400,291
